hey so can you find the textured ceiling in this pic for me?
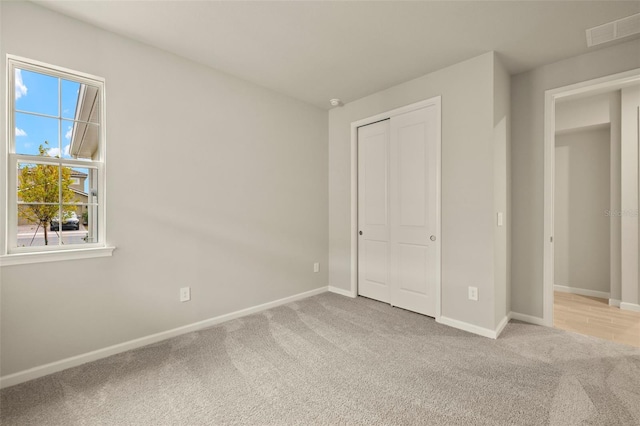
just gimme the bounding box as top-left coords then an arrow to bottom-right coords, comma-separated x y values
35,1 -> 640,109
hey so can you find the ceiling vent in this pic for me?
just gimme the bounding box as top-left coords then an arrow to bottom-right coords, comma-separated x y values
587,13 -> 640,47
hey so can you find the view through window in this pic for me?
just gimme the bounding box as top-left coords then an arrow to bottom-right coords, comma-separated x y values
8,58 -> 105,252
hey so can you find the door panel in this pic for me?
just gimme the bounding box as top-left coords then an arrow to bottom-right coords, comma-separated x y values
399,124 -> 427,227
358,120 -> 390,303
364,134 -> 388,226
398,244 -> 428,295
390,106 -> 437,316
364,240 -> 388,284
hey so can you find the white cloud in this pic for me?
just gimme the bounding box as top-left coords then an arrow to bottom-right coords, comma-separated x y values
48,145 -> 70,158
47,147 -> 61,157
15,69 -> 27,100
65,125 -> 73,140
15,127 -> 27,137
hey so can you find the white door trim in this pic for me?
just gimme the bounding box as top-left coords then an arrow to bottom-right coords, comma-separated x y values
350,97 -> 442,320
543,68 -> 640,327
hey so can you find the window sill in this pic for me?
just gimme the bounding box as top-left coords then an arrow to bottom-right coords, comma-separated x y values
0,246 -> 115,267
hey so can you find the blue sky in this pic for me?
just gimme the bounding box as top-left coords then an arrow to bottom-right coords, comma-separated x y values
14,68 -> 80,158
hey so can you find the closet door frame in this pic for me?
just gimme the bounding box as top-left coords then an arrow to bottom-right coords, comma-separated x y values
348,97 -> 442,320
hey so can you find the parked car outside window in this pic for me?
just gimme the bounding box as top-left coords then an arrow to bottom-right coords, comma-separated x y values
50,212 -> 80,231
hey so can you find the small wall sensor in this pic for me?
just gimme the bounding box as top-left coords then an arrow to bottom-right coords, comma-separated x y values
329,98 -> 342,107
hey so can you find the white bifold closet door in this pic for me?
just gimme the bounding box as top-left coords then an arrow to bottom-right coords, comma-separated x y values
357,106 -> 438,317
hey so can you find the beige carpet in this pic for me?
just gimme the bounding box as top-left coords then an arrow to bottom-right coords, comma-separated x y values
2,292 -> 639,425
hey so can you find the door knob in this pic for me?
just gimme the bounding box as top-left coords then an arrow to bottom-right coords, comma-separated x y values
430,235 -> 436,241
359,231 -> 363,235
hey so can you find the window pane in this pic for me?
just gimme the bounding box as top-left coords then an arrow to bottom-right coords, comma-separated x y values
63,81 -> 100,123
61,79 -> 80,120
15,68 -> 58,117
17,162 -> 60,205
63,121 -> 100,160
50,204 -> 76,233
65,167 -> 97,202
61,121 -> 101,160
61,204 -> 98,245
17,204 -> 61,247
15,113 -> 60,156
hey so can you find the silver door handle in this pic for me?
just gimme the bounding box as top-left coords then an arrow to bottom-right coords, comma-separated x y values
430,235 -> 436,241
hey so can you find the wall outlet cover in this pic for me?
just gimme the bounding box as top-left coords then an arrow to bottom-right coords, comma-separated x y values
468,286 -> 478,301
180,287 -> 191,302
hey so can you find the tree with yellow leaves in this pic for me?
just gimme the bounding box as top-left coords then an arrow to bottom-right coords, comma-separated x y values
18,142 -> 77,245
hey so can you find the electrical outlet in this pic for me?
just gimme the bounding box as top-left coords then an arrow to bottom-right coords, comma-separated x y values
313,262 -> 319,273
180,287 -> 191,302
468,286 -> 478,301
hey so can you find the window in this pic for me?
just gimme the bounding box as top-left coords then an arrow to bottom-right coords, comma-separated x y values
3,56 -> 112,264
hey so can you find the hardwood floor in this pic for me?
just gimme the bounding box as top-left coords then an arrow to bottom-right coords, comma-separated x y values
554,291 -> 640,348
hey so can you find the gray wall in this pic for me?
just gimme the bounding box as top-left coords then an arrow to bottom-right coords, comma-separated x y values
510,38 -> 640,318
329,52 -> 507,331
0,1 -> 328,376
554,127 -> 611,294
493,56 -> 511,325
555,93 -> 613,133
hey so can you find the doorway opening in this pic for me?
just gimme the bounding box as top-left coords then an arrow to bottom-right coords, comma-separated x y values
544,69 -> 640,347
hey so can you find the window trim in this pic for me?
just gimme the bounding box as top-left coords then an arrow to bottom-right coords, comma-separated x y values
3,54 -> 113,264
0,246 -> 115,267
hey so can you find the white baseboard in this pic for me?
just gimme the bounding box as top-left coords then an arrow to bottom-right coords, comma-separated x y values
609,299 -> 621,307
328,285 -> 357,298
554,285 -> 609,300
620,302 -> 640,312
509,311 -> 547,326
495,315 -> 510,339
0,286 -> 329,389
436,316 -> 504,339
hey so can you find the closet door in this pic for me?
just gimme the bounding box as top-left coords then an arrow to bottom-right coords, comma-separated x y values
389,106 -> 437,317
357,120 -> 391,303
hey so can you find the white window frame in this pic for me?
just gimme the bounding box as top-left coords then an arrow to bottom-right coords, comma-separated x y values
1,55 -> 114,266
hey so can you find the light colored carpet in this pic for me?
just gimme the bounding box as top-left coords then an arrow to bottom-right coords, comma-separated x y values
1,292 -> 639,425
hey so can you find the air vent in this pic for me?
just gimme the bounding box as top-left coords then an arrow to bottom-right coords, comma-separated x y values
587,13 -> 640,47
616,13 -> 640,38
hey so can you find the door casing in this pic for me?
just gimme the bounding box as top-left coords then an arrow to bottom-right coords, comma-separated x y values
543,68 -> 640,327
